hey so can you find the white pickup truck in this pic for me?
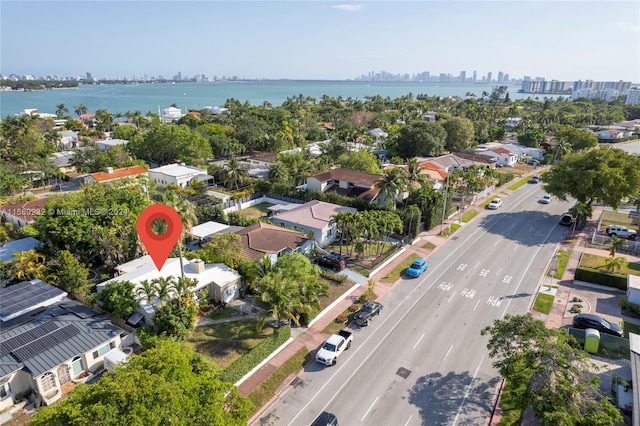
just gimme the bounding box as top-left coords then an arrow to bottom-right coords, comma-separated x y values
315,330 -> 353,366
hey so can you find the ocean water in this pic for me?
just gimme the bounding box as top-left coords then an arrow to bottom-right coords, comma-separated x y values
0,80 -> 544,117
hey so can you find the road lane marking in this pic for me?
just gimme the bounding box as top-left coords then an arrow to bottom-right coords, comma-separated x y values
447,294 -> 455,302
452,356 -> 485,426
474,262 -> 480,269
360,396 -> 379,422
487,295 -> 503,307
495,268 -> 501,276
493,240 -> 499,246
412,333 -> 425,350
473,300 -> 481,311
460,288 -> 476,298
403,415 -> 413,426
443,344 -> 454,360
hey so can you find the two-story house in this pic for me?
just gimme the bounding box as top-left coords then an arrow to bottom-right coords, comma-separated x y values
148,163 -> 214,188
306,168 -> 384,205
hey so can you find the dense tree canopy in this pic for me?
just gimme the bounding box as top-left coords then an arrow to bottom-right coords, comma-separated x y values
442,116 -> 475,152
29,339 -> 253,426
481,314 -> 622,426
394,121 -> 447,158
127,123 -> 212,166
543,147 -> 640,209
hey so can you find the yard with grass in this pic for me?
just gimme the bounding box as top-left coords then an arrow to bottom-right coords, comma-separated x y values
507,178 -> 530,192
247,347 -> 312,414
579,253 -> 640,276
187,319 -> 274,369
599,209 -> 638,230
440,222 -> 461,237
548,249 -> 572,279
319,277 -> 356,311
460,209 -> 479,223
381,253 -> 419,283
421,241 -> 436,250
236,202 -> 274,220
532,292 -> 555,315
322,305 -> 360,335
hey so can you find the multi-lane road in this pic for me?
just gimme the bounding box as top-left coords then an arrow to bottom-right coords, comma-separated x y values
253,183 -> 573,426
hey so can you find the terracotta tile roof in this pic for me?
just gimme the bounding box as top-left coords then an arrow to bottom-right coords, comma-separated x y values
310,168 -> 382,187
80,113 -> 95,118
250,152 -> 277,163
235,222 -> 309,261
0,198 -> 48,223
490,147 -> 514,156
88,166 -> 148,182
186,111 -> 201,116
272,200 -> 357,230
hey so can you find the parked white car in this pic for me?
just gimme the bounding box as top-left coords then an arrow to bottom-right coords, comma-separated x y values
487,198 -> 502,210
606,225 -> 637,240
540,194 -> 552,204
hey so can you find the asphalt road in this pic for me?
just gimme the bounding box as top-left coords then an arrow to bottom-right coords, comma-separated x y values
253,184 -> 573,426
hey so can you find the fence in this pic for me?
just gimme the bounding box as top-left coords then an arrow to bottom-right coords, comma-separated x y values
349,234 -> 409,271
590,232 -> 640,255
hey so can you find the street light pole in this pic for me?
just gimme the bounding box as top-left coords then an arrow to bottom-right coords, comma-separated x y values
440,173 -> 450,235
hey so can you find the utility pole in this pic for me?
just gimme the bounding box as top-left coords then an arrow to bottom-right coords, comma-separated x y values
440,173 -> 450,235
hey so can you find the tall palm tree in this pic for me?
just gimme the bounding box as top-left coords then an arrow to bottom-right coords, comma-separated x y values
609,235 -> 628,257
297,279 -> 329,322
257,271 -> 301,331
55,103 -> 69,118
152,276 -> 176,306
268,162 -> 289,185
375,167 -> 408,209
553,140 -> 572,161
329,211 -> 357,256
223,157 -> 249,190
159,190 -> 198,280
171,277 -> 198,307
136,279 -> 158,304
74,104 -> 88,117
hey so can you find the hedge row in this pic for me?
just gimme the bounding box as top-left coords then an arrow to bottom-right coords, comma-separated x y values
219,325 -> 291,384
574,267 -> 627,290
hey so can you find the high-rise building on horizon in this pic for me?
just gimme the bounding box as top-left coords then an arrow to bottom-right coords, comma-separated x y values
472,71 -> 477,83
460,71 -> 466,83
498,71 -> 504,84
487,72 -> 492,83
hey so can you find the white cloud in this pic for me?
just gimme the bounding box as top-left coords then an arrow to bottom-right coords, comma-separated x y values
630,25 -> 640,32
332,4 -> 364,12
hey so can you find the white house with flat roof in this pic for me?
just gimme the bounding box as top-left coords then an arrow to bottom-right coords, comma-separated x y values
148,163 -> 215,188
97,256 -> 241,323
95,139 -> 128,151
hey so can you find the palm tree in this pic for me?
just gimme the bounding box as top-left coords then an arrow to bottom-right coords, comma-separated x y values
297,279 -> 329,323
268,162 -> 289,184
223,157 -> 249,190
55,103 -> 69,118
553,140 -> 572,161
605,256 -> 627,274
330,211 -> 357,256
609,235 -> 628,257
171,277 -> 198,307
375,167 -> 408,210
160,190 -> 198,280
152,276 -> 176,306
136,279 -> 158,304
74,104 -> 88,117
257,271 -> 301,331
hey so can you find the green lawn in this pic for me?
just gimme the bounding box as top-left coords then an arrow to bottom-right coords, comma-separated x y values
548,249 -> 572,279
186,319 -> 274,369
580,253 -> 640,276
507,179 -> 529,191
600,209 -> 637,229
497,378 -> 525,426
207,306 -> 248,320
247,347 -> 312,414
440,222 -> 461,236
350,265 -> 371,277
421,241 -> 436,250
623,321 -> 640,338
532,293 -> 555,315
236,202 -> 274,220
381,253 -> 419,283
460,209 -> 479,223
322,306 -> 359,335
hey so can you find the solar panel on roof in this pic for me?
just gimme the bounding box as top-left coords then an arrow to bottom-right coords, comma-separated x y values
0,280 -> 65,318
12,324 -> 80,362
62,304 -> 95,319
0,321 -> 59,356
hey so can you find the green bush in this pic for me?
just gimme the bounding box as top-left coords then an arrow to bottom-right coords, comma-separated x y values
574,268 -> 627,290
320,270 -> 348,283
219,325 -> 291,384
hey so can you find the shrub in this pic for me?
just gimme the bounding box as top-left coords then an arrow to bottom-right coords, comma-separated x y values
335,315 -> 348,324
320,270 -> 348,283
219,325 -> 291,384
574,268 -> 627,290
348,304 -> 360,312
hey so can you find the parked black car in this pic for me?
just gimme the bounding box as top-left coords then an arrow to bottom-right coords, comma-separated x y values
354,302 -> 383,326
315,254 -> 346,271
572,313 -> 624,337
559,213 -> 575,226
311,411 -> 339,426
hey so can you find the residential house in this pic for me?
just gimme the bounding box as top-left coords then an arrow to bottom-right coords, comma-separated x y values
424,112 -> 437,122
0,280 -> 129,409
204,106 -> 229,115
0,198 -> 48,229
246,152 -> 277,179
280,139 -> 331,157
58,131 -> 78,149
95,139 -> 128,152
628,333 -> 640,425
368,128 -> 388,144
270,200 -> 357,246
417,153 -> 496,174
480,147 -> 518,167
97,256 -> 242,322
188,221 -> 243,248
501,143 -> 545,160
48,151 -> 77,175
235,222 -> 313,263
82,166 -> 148,185
79,113 -> 96,127
148,163 -> 214,188
0,238 -> 42,263
505,117 -> 522,130
594,129 -> 625,141
306,168 -> 384,205
160,106 -> 184,123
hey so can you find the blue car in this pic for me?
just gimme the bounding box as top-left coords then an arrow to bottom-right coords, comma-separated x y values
406,258 -> 427,278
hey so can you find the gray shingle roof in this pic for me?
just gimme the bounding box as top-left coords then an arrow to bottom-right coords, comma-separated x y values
0,300 -> 123,378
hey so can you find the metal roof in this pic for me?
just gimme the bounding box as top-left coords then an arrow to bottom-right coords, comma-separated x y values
0,280 -> 67,322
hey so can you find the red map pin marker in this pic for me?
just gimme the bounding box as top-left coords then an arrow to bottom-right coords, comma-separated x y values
136,204 -> 183,270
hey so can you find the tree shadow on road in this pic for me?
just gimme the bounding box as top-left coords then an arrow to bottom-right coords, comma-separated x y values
407,370 -> 501,425
475,210 -> 565,247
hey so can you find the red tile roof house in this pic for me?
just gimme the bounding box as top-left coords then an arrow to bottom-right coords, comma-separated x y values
306,168 -> 393,206
234,222 -> 314,263
0,198 -> 49,229
270,200 -> 357,246
82,166 -> 148,185
480,147 -> 518,167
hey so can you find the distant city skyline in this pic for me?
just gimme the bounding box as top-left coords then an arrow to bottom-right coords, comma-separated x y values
1,1 -> 639,82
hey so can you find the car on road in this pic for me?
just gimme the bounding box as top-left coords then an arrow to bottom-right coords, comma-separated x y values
571,313 -> 624,337
406,258 -> 427,278
354,301 -> 383,326
315,253 -> 346,270
487,198 -> 502,210
559,213 -> 575,226
311,412 -> 339,426
316,330 -> 353,366
539,194 -> 552,204
606,225 -> 637,240
529,175 -> 540,184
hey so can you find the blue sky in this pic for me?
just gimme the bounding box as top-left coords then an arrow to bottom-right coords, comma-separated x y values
2,1 -> 639,81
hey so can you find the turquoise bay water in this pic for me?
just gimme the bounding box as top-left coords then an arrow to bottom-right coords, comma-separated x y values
0,80 -> 540,117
